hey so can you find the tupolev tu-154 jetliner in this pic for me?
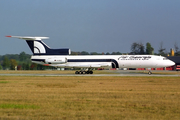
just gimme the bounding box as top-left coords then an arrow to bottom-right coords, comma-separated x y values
6,36 -> 175,75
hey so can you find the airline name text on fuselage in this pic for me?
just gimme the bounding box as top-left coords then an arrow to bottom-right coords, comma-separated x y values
118,56 -> 152,60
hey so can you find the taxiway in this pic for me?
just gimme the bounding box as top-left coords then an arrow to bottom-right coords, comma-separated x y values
0,70 -> 179,77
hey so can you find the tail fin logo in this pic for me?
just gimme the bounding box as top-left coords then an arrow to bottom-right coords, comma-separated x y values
34,41 -> 46,53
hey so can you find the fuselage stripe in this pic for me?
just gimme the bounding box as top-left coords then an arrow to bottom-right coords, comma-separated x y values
32,59 -> 119,68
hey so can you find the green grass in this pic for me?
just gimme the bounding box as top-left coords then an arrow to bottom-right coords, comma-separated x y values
0,81 -> 9,83
0,104 -> 39,109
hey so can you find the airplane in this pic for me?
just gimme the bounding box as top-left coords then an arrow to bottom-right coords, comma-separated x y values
6,36 -> 175,75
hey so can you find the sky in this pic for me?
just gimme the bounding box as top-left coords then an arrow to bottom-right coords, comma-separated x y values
1,0 -> 180,55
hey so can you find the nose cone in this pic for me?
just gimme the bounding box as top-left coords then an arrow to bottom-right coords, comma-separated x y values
168,60 -> 175,67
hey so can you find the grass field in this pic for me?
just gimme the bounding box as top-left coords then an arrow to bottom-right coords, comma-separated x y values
0,73 -> 180,119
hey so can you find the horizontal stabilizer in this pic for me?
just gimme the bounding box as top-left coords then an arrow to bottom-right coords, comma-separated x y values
6,36 -> 49,40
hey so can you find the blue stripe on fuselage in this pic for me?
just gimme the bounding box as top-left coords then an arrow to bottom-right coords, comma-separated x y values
31,59 -> 119,68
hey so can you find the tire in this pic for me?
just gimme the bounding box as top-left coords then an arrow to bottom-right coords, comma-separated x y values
75,71 -> 79,74
90,71 -> 93,74
148,71 -> 152,75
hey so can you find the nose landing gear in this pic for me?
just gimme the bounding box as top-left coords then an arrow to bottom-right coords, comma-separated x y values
148,71 -> 152,75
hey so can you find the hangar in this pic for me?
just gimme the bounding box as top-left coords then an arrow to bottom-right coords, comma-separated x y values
167,56 -> 180,65
167,56 -> 180,71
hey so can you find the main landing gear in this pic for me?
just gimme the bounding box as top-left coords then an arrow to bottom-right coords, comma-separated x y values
75,70 -> 93,74
75,68 -> 93,74
148,71 -> 152,75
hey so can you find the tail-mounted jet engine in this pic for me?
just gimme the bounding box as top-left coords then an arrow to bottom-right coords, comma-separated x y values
45,57 -> 67,64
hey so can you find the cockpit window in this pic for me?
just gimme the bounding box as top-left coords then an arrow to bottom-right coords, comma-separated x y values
163,57 -> 168,60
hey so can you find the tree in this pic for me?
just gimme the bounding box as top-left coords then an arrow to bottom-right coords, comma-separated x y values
10,59 -> 17,70
158,42 -> 166,56
25,63 -> 30,70
131,42 -> 145,55
174,42 -> 179,53
106,52 -> 110,55
81,51 -> 89,55
22,63 -> 26,70
90,52 -> 99,55
146,42 -> 154,55
174,42 -> 179,56
2,56 -> 10,70
19,52 -> 26,61
111,52 -> 122,55
0,64 -> 2,70
30,63 -> 37,70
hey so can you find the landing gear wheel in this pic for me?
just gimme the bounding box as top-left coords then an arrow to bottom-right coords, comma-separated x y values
75,69 -> 93,74
148,71 -> 152,75
89,71 -> 93,74
80,71 -> 86,74
75,71 -> 79,74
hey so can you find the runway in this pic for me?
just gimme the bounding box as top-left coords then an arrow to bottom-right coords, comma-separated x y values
0,70 -> 179,77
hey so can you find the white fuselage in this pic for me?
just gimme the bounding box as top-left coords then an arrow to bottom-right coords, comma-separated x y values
31,55 -> 175,69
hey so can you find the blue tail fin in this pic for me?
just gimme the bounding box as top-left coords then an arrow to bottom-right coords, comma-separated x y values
6,36 -> 71,55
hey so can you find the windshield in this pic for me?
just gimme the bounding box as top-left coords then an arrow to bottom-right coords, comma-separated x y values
163,57 -> 168,60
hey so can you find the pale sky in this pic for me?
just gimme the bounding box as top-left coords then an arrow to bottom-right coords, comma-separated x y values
1,0 -> 180,55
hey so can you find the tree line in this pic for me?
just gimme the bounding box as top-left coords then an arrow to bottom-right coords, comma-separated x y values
0,42 -> 179,70
130,42 -> 180,56
0,52 -> 54,70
